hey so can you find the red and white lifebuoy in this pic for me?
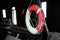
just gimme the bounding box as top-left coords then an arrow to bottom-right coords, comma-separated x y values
25,5 -> 45,34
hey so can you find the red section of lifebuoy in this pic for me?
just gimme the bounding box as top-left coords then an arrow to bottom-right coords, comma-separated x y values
28,5 -> 45,32
28,5 -> 39,12
36,10 -> 45,32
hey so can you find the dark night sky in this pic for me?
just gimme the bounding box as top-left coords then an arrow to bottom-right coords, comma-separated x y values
0,0 -> 60,32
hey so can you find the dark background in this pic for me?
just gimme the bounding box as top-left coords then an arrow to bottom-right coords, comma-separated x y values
0,0 -> 60,34
47,0 -> 60,32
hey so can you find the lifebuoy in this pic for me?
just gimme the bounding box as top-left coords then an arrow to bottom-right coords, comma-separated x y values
25,5 -> 45,34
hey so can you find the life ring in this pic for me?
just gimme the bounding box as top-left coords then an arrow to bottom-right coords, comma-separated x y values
25,5 -> 45,34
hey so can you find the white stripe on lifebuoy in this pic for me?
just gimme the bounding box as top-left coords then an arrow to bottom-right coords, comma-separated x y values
26,10 -> 39,34
25,5 -> 45,34
36,8 -> 41,14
